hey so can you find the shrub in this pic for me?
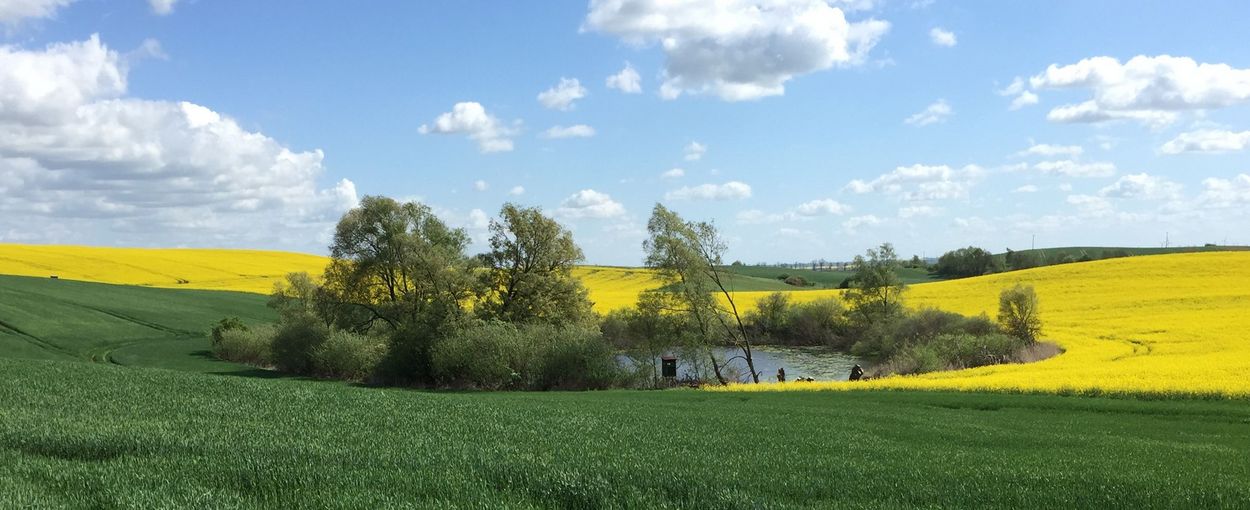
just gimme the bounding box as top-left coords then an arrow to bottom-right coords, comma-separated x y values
376,323 -> 441,386
783,275 -> 809,287
999,284 -> 1042,344
432,322 -> 533,390
271,314 -> 330,374
746,292 -> 790,340
935,246 -> 996,278
785,298 -> 845,347
209,317 -> 248,347
212,324 -> 275,367
312,330 -> 387,381
533,326 -> 621,390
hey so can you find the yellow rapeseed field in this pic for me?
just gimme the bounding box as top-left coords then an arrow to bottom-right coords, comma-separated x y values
0,244 -> 329,294
717,252 -> 1250,398
4,243 -> 1248,396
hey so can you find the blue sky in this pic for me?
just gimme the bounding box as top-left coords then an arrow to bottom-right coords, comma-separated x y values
1,1 -> 1248,265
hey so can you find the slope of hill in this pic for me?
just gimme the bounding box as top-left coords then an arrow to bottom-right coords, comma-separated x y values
722,252 -> 1250,397
721,264 -> 941,288
0,274 -> 273,374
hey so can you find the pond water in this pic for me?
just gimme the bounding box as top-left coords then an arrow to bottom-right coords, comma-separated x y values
622,345 -> 865,383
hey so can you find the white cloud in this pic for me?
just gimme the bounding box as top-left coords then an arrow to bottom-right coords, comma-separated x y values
606,62 -> 642,94
0,35 -> 358,251
584,0 -> 890,101
537,77 -> 588,111
1200,174 -> 1250,207
1030,55 -> 1250,127
929,27 -> 956,47
661,168 -> 685,179
795,198 -> 851,216
556,189 -> 626,219
1099,173 -> 1181,200
844,164 -> 982,201
419,102 -> 518,153
1066,194 -> 1113,215
665,181 -> 752,201
841,214 -> 881,234
684,141 -> 706,161
898,205 -> 940,218
1017,143 -> 1084,158
542,124 -> 596,139
1160,129 -> 1250,154
149,0 -> 177,15
1033,160 -> 1116,178
997,77 -> 1038,110
0,0 -> 73,25
467,208 -> 490,230
1013,185 -> 1039,193
735,209 -> 784,225
509,185 -> 525,196
473,180 -> 488,191
904,99 -> 952,126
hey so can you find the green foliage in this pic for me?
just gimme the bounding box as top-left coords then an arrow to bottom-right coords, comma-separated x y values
999,283 -> 1042,344
270,313 -> 330,374
209,317 -> 248,347
3,358 -> 1250,507
782,275 -> 809,287
211,324 -> 275,367
935,246 -> 997,278
784,298 -> 847,347
311,330 -> 387,381
851,307 -> 1008,368
745,292 -> 790,339
478,204 -> 594,327
432,322 -> 621,390
843,243 -> 906,327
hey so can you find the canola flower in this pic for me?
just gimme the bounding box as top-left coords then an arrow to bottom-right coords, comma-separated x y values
0,244 -> 329,295
6,243 -> 1249,397
715,252 -> 1250,398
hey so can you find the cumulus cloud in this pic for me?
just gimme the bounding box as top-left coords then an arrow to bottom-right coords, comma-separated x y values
661,168 -> 684,179
0,0 -> 73,25
665,181 -> 752,201
841,214 -> 881,234
1033,160 -> 1116,178
556,189 -> 626,219
845,164 -> 982,201
1013,185 -> 1039,193
419,102 -> 519,153
684,141 -> 706,161
149,0 -> 177,15
0,35 -> 358,251
997,77 -> 1038,110
606,62 -> 642,93
1099,173 -> 1181,200
542,124 -> 596,139
795,198 -> 851,216
1066,194 -> 1113,215
537,77 -> 588,111
583,0 -> 890,101
1017,143 -> 1083,158
1030,55 -> 1250,127
929,27 -> 956,47
1200,174 -> 1250,207
509,185 -> 525,196
898,205 -> 940,218
473,180 -> 488,191
904,99 -> 952,126
1160,129 -> 1250,154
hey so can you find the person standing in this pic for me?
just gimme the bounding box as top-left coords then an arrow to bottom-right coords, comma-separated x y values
849,365 -> 864,381
777,367 -> 786,382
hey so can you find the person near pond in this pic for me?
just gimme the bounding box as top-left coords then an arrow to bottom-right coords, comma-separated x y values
777,367 -> 786,383
849,365 -> 864,381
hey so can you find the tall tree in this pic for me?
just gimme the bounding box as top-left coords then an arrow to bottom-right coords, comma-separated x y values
643,204 -> 759,384
844,243 -> 906,326
324,195 -> 477,331
479,204 -> 594,326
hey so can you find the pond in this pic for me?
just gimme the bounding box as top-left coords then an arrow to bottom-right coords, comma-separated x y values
623,345 -> 865,383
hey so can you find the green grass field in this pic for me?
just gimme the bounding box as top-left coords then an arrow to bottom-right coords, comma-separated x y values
722,265 -> 943,289
991,245 -> 1250,265
3,358 -> 1249,508
3,267 -> 1250,507
0,274 -> 274,374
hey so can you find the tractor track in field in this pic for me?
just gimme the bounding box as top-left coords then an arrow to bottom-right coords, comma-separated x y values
0,318 -> 78,358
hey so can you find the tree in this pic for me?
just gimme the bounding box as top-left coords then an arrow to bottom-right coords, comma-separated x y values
746,292 -> 790,340
324,195 -> 477,332
844,243 -> 906,326
935,246 -> 996,278
478,204 -> 594,326
998,283 -> 1041,344
644,204 -> 758,384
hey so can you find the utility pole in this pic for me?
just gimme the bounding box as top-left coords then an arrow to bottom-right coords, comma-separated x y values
1031,234 -> 1035,251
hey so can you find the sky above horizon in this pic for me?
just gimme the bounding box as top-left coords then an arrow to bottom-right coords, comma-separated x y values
1,1 -> 1249,265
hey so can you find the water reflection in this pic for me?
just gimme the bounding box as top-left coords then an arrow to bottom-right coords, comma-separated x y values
623,346 -> 864,383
